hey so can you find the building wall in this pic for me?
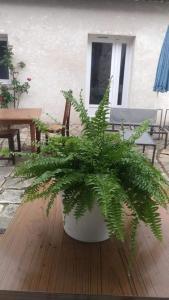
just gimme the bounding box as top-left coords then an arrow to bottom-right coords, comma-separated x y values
0,0 -> 169,123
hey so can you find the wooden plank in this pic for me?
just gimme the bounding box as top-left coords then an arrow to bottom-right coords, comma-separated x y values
0,199 -> 101,294
0,108 -> 42,152
101,239 -> 136,296
0,197 -> 169,297
0,109 -> 42,122
129,209 -> 169,297
0,290 -> 167,300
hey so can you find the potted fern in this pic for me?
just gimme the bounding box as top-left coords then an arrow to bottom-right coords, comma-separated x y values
16,88 -> 169,249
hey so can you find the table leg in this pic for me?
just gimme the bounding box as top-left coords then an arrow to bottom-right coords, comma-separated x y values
30,123 -> 36,152
36,127 -> 41,153
17,131 -> 21,152
8,136 -> 15,165
164,131 -> 168,149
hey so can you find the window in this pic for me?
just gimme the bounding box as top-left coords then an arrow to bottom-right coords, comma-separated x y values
86,35 -> 134,116
90,42 -> 112,105
0,35 -> 9,82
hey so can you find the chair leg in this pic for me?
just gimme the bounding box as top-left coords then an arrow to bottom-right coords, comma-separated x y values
66,124 -> 69,137
8,136 -> 15,152
164,131 -> 168,149
45,133 -> 49,145
152,145 -> 156,165
11,153 -> 15,165
36,129 -> 41,153
8,136 -> 15,165
17,131 -> 21,152
36,130 -> 41,143
150,126 -> 154,136
61,127 -> 65,136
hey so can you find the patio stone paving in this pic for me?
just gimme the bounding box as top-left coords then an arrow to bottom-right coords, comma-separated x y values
0,161 -> 9,167
0,166 -> 14,178
2,204 -> 19,218
0,148 -> 30,232
2,177 -> 32,190
0,177 -> 5,187
0,189 -> 24,204
0,216 -> 11,233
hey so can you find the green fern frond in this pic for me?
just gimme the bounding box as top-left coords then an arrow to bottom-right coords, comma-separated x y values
33,118 -> 49,133
62,89 -> 91,135
127,120 -> 150,144
90,84 -> 110,140
16,155 -> 74,178
86,173 -> 126,241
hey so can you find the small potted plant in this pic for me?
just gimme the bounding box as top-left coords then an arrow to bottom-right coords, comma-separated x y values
16,88 -> 169,252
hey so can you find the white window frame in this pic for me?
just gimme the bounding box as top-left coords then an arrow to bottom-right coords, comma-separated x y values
0,34 -> 10,85
85,34 -> 134,116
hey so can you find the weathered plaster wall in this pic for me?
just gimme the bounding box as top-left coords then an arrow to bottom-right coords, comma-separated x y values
0,0 -> 169,123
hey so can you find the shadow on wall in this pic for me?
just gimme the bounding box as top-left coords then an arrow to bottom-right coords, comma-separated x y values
0,0 -> 168,15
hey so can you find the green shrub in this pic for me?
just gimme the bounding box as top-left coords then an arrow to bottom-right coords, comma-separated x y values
0,45 -> 31,108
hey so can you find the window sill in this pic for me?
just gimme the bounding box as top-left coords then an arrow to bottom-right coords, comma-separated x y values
0,79 -> 11,85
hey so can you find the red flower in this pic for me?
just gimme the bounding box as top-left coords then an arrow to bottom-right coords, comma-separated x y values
27,77 -> 31,81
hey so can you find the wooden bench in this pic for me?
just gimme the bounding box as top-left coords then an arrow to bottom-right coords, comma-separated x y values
0,197 -> 169,297
109,107 -> 168,149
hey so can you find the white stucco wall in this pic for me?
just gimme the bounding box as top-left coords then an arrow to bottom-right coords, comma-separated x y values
0,0 -> 169,123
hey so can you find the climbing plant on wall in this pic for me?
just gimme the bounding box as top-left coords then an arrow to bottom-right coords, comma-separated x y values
0,45 -> 31,108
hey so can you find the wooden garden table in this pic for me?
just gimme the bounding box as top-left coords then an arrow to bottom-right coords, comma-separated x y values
0,108 -> 42,152
0,290 -> 165,300
0,198 -> 169,297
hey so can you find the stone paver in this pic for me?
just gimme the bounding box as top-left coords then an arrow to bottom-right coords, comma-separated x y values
2,204 -> 19,218
0,176 -> 5,187
0,167 -> 14,178
2,177 -> 32,190
0,160 -> 9,167
0,216 -> 12,231
0,189 -> 24,204
0,204 -> 4,213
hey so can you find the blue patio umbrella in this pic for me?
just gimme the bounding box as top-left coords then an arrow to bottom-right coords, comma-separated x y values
153,26 -> 169,93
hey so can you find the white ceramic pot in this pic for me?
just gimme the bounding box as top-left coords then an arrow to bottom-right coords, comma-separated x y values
63,201 -> 109,243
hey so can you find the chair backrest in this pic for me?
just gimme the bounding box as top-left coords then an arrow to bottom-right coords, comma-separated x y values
62,99 -> 71,136
110,108 -> 158,125
163,109 -> 169,127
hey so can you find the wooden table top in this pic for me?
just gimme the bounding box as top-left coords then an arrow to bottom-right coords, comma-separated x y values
0,108 -> 42,122
0,290 -> 166,300
0,198 -> 169,297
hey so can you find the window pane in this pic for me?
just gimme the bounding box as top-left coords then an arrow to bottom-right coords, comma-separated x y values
117,43 -> 126,105
0,41 -> 9,79
89,42 -> 112,105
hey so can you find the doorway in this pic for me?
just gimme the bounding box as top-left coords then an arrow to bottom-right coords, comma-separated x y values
86,35 -> 134,116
